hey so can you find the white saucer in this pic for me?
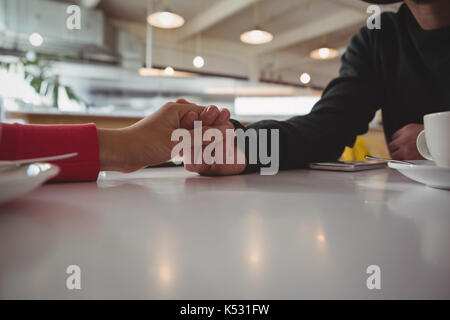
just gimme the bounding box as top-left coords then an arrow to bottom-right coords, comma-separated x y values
0,163 -> 60,205
388,160 -> 450,190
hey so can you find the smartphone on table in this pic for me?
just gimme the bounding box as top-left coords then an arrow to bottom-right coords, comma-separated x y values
309,160 -> 386,172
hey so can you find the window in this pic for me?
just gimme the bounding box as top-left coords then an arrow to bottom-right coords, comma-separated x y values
234,96 -> 320,116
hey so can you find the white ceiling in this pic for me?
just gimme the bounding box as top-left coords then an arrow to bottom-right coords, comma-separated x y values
60,0 -> 401,88
205,0 -> 338,41
98,0 -> 222,23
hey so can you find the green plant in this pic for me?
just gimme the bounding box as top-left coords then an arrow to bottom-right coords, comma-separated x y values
0,55 -> 83,108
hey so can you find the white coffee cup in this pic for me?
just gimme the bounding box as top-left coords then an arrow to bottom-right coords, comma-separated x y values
416,111 -> 450,168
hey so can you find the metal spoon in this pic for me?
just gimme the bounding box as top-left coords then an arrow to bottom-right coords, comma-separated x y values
365,155 -> 415,165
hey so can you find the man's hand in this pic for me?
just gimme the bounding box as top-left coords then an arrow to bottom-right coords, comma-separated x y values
97,101 -> 231,172
389,123 -> 425,160
183,123 -> 247,176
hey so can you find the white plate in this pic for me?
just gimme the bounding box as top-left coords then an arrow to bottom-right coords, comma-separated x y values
0,163 -> 60,205
388,160 -> 450,190
0,152 -> 77,169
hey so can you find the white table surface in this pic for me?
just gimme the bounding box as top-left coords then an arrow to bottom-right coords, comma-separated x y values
0,167 -> 449,299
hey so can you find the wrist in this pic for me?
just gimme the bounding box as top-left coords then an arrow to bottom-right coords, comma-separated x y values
97,128 -> 129,172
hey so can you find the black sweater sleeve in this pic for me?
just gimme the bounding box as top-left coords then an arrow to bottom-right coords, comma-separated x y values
233,26 -> 382,173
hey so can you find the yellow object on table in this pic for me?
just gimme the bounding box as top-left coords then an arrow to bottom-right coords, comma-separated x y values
340,136 -> 389,161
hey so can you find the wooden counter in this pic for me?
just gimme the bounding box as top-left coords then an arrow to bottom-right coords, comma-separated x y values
6,111 -> 142,129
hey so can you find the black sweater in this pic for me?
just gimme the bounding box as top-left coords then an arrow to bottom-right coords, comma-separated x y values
232,5 -> 450,173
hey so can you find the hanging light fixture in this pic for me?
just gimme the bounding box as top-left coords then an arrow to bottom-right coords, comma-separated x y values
139,1 -> 155,76
299,72 -> 311,84
240,0 -> 273,45
310,47 -> 339,60
164,66 -> 175,75
139,1 -> 194,78
310,36 -> 339,60
193,34 -> 205,69
193,56 -> 205,68
240,29 -> 273,45
147,0 -> 184,29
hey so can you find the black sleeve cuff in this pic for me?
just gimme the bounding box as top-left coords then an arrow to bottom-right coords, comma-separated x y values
229,118 -> 245,131
229,118 -> 260,174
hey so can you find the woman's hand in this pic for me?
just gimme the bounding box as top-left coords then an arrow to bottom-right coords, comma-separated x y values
97,100 -> 231,172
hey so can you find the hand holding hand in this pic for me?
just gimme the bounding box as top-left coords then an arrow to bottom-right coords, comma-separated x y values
178,99 -> 247,176
98,101 -> 231,172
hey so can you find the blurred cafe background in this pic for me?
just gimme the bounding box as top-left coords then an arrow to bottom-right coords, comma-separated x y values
0,0 -> 401,159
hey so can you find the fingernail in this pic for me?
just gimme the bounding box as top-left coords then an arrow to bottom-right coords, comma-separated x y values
218,110 -> 228,122
204,106 -> 217,118
201,106 -> 211,115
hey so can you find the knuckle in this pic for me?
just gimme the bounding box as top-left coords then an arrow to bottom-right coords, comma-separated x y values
163,102 -> 176,111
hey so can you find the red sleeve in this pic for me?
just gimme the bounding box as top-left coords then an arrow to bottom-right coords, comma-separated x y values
0,123 -> 100,182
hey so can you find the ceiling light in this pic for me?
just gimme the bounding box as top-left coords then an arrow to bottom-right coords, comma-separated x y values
193,34 -> 205,69
193,56 -> 205,69
240,29 -> 273,45
29,32 -> 44,47
310,47 -> 339,60
299,72 -> 311,84
240,0 -> 273,45
164,66 -> 175,75
147,11 -> 184,29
